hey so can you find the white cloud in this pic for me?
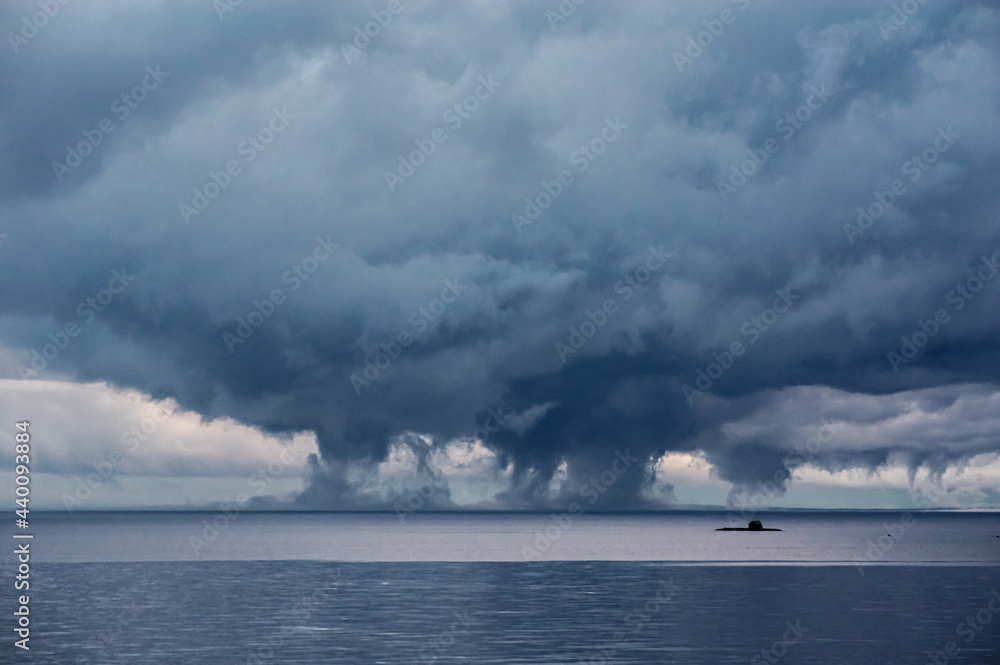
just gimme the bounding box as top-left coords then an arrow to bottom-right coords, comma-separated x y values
0,379 -> 317,509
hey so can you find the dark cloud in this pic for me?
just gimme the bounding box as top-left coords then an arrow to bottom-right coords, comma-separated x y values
2,0 -> 999,509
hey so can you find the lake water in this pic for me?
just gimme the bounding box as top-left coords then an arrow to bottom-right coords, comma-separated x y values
3,511 -> 998,663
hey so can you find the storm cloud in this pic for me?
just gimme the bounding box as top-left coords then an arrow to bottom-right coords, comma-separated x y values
2,0 -> 999,510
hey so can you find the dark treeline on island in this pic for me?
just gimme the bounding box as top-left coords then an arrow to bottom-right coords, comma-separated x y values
717,520 -> 782,531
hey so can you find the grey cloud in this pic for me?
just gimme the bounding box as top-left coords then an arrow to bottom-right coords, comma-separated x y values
2,0 -> 999,509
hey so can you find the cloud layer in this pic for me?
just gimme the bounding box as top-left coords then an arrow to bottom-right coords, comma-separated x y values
2,0 -> 999,509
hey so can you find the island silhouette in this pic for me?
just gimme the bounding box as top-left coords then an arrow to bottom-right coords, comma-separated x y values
716,520 -> 782,531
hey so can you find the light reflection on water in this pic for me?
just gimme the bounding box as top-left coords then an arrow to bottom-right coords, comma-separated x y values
5,561 -> 999,664
20,510 -> 1000,564
1,512 -> 997,663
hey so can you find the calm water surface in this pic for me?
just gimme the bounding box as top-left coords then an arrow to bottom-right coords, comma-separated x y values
2,512 -> 997,663
17,510 -> 1000,563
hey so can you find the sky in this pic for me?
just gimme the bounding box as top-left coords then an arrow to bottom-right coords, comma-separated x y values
1,0 -> 999,512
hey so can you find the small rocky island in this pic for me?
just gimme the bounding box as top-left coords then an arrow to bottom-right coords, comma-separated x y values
716,520 -> 782,531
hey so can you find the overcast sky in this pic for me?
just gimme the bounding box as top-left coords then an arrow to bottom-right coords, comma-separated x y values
1,0 -> 999,511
